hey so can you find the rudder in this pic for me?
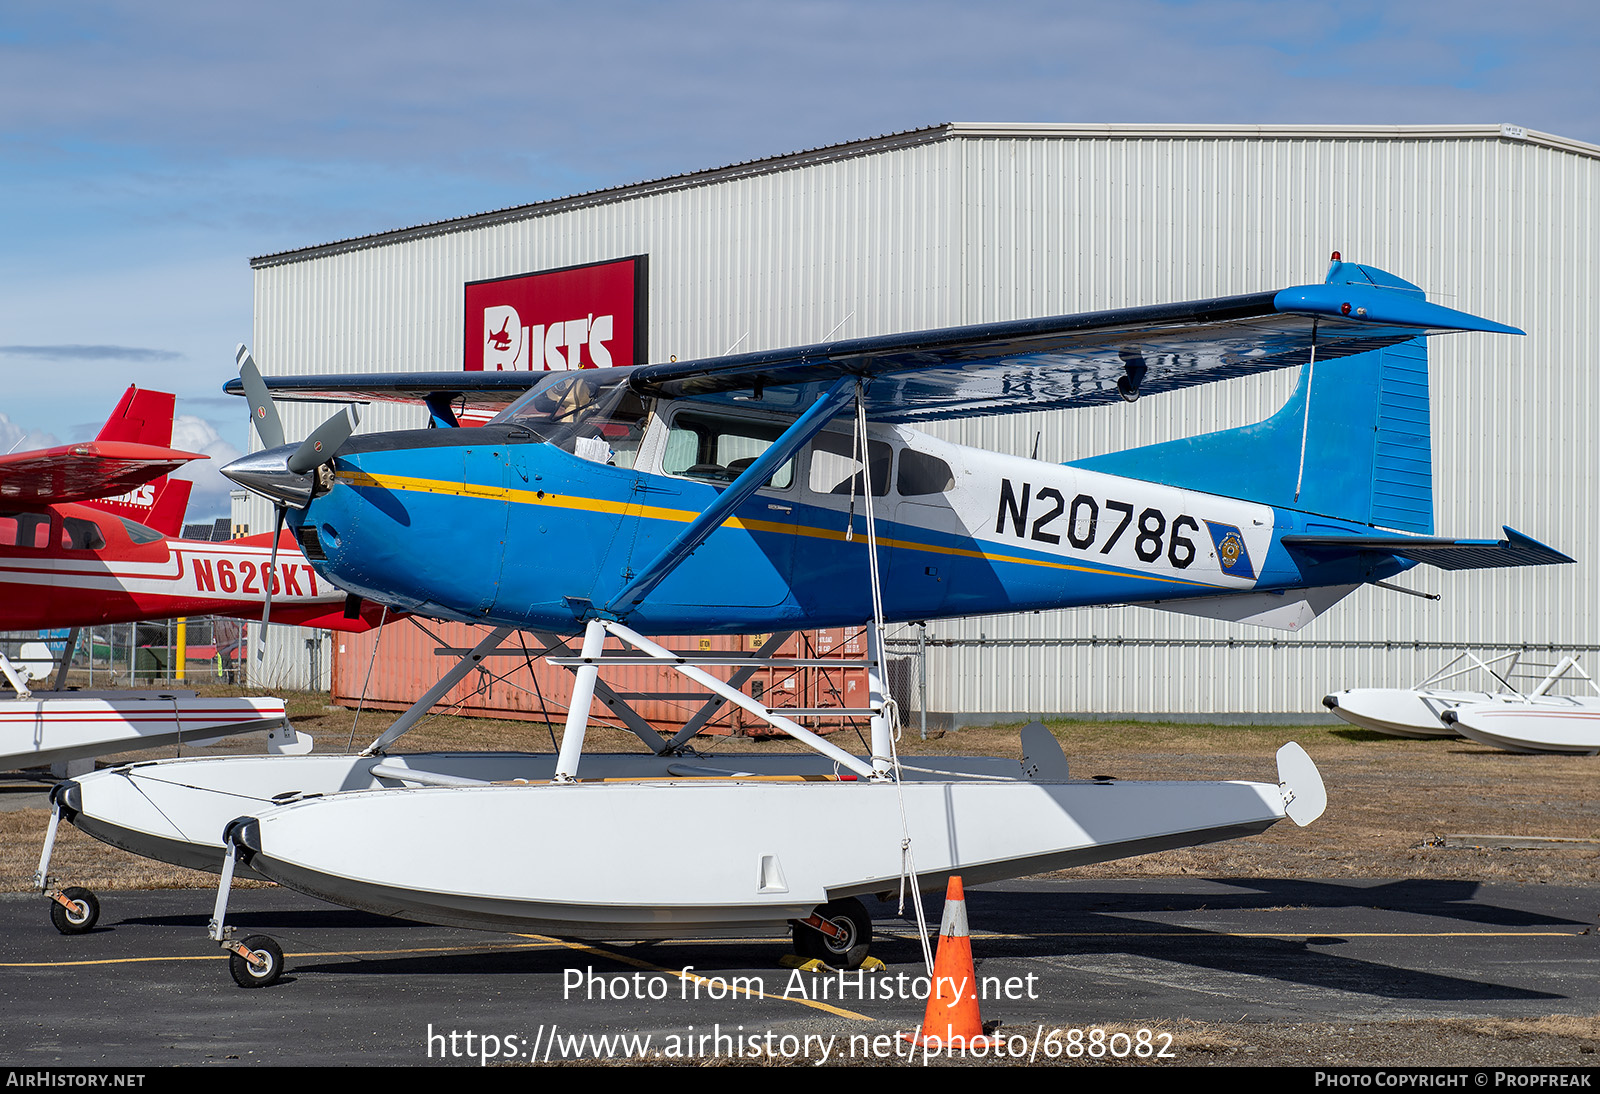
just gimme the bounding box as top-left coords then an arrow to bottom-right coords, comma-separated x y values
1068,261 -> 1434,534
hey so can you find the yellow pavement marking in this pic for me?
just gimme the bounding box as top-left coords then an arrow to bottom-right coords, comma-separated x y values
8,929 -> 1573,976
512,933 -> 874,1021
0,940 -> 566,969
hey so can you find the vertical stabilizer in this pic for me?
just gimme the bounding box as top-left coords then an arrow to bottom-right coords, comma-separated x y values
81,386 -> 195,534
94,386 -> 177,448
1069,261 -> 1434,534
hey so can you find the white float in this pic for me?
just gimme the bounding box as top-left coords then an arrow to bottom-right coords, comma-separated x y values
1321,687 -> 1479,738
1324,651 -> 1600,738
1,693 -> 303,771
51,749 -> 1015,878
1442,700 -> 1600,755
221,741 -> 1324,939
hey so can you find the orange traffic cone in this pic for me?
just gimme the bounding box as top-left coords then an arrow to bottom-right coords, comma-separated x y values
902,876 -> 1000,1049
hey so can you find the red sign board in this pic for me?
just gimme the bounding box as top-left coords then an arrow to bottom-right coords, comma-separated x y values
463,256 -> 648,372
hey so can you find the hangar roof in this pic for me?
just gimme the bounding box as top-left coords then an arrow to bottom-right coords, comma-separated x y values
250,122 -> 1600,269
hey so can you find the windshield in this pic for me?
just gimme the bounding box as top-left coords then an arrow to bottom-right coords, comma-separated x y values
490,374 -> 651,468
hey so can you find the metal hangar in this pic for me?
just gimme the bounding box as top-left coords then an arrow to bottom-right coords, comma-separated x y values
239,122 -> 1600,721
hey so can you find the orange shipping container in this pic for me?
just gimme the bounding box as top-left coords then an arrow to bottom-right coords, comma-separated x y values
331,620 -> 870,737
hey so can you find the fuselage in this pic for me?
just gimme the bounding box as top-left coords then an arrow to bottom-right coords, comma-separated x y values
0,502 -> 346,630
281,384 -> 1405,636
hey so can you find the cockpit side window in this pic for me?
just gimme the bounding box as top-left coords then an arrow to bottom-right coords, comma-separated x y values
118,517 -> 167,545
661,412 -> 795,488
809,432 -> 891,497
490,375 -> 651,468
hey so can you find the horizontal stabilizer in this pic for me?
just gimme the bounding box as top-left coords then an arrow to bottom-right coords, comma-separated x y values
0,441 -> 207,505
1281,527 -> 1573,571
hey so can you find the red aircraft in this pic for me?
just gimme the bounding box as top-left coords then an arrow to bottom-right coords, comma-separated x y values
0,386 -> 384,639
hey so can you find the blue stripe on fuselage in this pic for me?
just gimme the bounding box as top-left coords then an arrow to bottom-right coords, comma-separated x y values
294,438 -> 1413,635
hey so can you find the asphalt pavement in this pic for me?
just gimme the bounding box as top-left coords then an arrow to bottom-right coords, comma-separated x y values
3,877 -> 1596,1066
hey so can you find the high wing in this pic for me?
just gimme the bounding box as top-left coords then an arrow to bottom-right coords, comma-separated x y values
219,371 -> 543,425
224,261 -> 1518,423
0,387 -> 206,505
634,265 -> 1520,422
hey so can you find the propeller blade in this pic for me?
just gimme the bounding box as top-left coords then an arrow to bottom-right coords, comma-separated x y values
286,405 -> 359,475
257,504 -> 286,662
237,345 -> 286,450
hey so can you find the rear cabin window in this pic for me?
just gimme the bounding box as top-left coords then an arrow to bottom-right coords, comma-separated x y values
0,512 -> 51,548
61,517 -> 107,551
897,449 -> 955,496
809,432 -> 891,497
662,412 -> 795,488
118,517 -> 166,545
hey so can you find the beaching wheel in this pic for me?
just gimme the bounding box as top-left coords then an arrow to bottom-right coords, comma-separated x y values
792,897 -> 871,969
49,887 -> 100,935
229,935 -> 284,988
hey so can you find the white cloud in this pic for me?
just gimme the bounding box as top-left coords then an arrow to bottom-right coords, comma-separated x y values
169,414 -> 242,522
0,411 -> 59,454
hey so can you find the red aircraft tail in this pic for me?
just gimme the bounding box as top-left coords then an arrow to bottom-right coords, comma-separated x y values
82,475 -> 193,535
143,478 -> 193,537
79,387 -> 199,533
94,387 -> 177,448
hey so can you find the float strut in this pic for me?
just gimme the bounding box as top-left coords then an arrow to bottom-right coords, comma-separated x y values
206,832 -> 265,968
552,620 -> 607,783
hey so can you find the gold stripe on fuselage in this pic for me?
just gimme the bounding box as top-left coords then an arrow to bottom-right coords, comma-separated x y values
336,469 -> 1225,591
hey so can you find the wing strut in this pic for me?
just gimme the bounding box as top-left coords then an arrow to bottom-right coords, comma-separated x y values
599,376 -> 856,616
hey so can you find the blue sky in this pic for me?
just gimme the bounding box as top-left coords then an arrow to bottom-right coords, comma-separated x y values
2,0 -> 1596,518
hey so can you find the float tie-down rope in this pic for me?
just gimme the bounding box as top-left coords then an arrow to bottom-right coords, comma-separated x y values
854,382 -> 934,974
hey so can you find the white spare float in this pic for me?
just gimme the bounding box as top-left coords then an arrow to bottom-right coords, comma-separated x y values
1323,651 -> 1600,739
1,692 -> 303,771
1321,687 -> 1476,738
1442,699 -> 1600,755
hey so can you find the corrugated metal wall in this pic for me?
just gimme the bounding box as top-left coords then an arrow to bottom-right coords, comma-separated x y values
246,124 -> 1600,717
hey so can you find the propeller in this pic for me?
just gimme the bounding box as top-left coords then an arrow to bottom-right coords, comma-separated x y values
286,405 -> 358,475
236,345 -> 285,450
234,344 -> 359,665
